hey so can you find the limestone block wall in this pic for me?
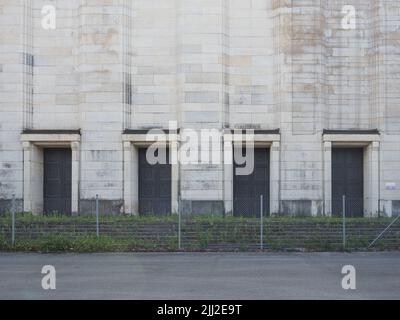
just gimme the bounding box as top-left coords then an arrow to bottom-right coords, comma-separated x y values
0,0 -> 399,216
228,0 -> 277,129
0,0 -> 26,211
33,0 -> 79,129
323,0 -> 374,130
77,0 -> 125,213
173,0 -> 227,213
129,0 -> 177,129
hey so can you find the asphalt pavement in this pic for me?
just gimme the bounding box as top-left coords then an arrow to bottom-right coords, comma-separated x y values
0,252 -> 399,299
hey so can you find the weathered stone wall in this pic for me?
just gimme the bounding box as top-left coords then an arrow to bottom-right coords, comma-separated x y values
33,0 -> 79,129
0,0 -> 26,209
0,0 -> 400,216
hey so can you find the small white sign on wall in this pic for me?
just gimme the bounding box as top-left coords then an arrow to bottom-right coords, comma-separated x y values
385,182 -> 397,190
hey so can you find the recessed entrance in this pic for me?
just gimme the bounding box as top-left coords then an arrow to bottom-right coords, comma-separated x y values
332,148 -> 364,217
138,147 -> 171,215
233,148 -> 270,217
43,148 -> 72,215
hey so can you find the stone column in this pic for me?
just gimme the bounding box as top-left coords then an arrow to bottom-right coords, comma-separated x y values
78,0 -> 124,214
71,141 -> 80,215
22,141 -> 32,213
270,141 -> 281,215
170,139 -> 180,214
370,141 -> 380,217
22,141 -> 43,215
123,141 -> 133,215
177,0 -> 228,214
223,133 -> 233,216
323,141 -> 332,216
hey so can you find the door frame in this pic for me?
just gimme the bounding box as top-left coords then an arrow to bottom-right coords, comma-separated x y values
122,130 -> 179,215
232,146 -> 271,217
223,130 -> 280,216
323,131 -> 380,217
331,147 -> 364,217
21,131 -> 80,215
43,148 -> 73,215
138,147 -> 172,216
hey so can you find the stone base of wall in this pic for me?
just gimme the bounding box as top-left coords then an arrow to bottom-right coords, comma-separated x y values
2,198 -> 400,218
0,199 -> 23,216
280,200 -> 323,217
392,201 -> 400,217
79,199 -> 124,216
180,200 -> 224,215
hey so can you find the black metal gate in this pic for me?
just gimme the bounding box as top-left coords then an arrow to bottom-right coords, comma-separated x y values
43,148 -> 72,215
139,147 -> 171,215
332,148 -> 364,217
234,148 -> 270,217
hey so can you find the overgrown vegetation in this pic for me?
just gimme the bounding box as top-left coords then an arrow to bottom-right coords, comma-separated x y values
0,212 -> 179,225
0,212 -> 395,225
0,234 -> 179,253
0,213 -> 399,253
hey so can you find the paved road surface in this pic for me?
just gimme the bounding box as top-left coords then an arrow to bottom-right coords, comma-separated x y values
0,252 -> 399,299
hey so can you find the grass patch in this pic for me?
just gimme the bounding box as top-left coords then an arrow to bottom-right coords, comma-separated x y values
0,234 -> 178,253
0,212 -> 179,225
0,213 -> 399,252
0,212 -> 396,225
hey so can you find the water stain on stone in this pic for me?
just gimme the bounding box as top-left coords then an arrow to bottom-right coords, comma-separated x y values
92,28 -> 118,50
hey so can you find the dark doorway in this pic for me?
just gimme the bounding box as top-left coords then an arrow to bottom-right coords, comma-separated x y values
332,148 -> 364,217
234,148 -> 270,217
43,148 -> 72,215
139,147 -> 171,215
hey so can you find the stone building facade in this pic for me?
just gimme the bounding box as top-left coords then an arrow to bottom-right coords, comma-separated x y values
0,0 -> 400,217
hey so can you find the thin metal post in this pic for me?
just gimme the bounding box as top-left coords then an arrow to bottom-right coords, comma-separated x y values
178,196 -> 181,250
260,195 -> 264,251
178,210 -> 181,250
342,195 -> 346,250
11,194 -> 15,246
96,194 -> 99,238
